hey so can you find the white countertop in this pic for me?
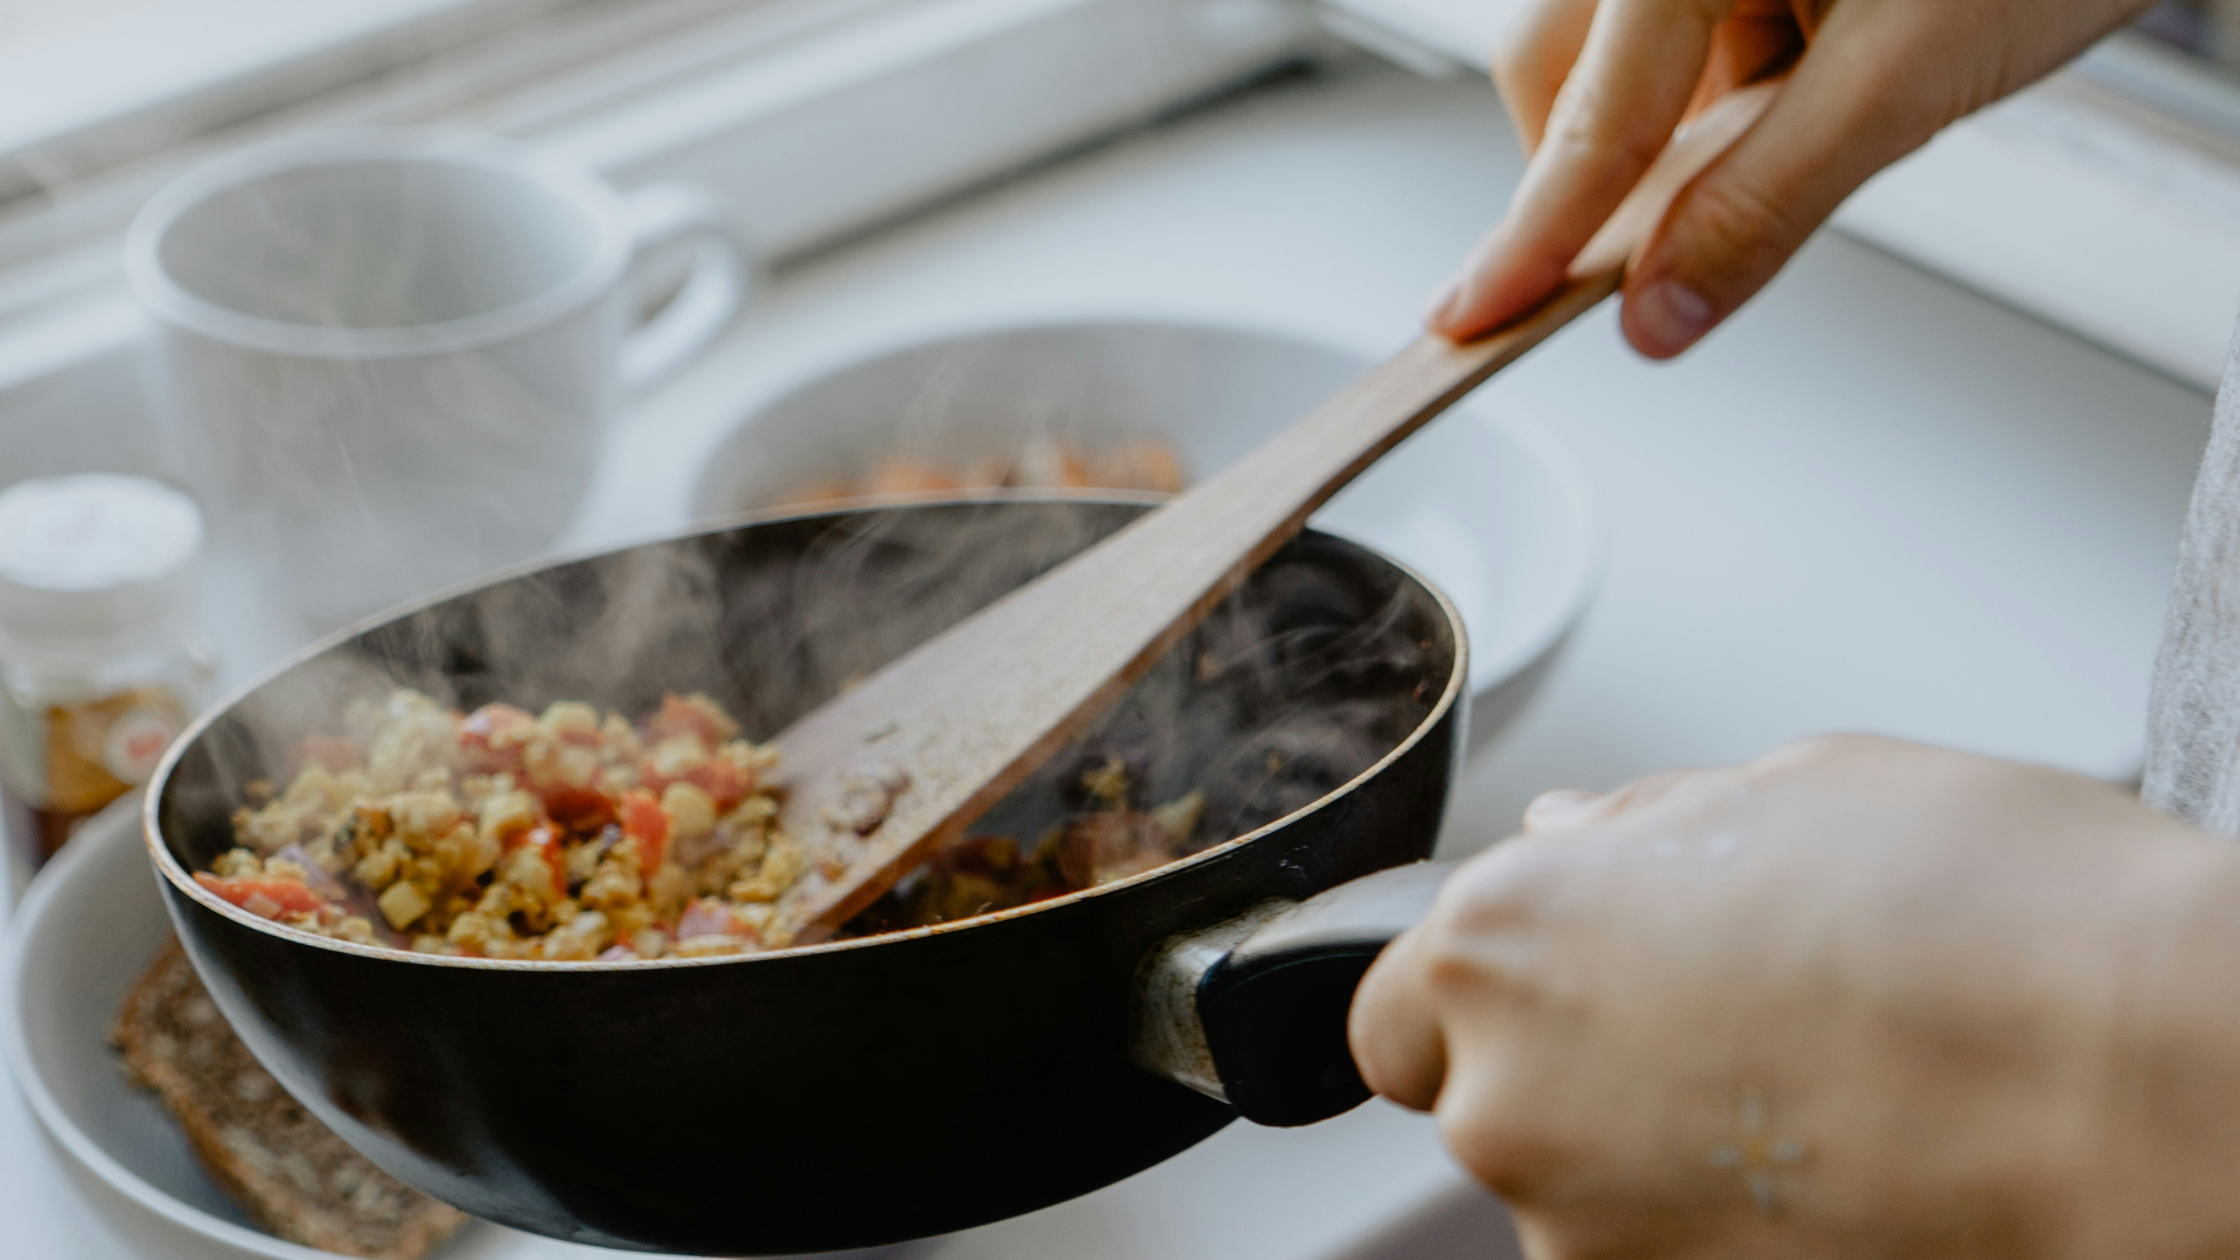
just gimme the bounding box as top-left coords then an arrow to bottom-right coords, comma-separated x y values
0,53 -> 2216,1259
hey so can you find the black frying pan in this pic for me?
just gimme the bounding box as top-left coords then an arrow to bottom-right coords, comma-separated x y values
145,497 -> 1463,1255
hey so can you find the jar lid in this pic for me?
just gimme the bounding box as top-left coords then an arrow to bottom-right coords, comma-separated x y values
0,475 -> 204,667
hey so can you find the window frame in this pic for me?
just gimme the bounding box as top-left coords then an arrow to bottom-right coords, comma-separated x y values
0,0 -> 601,206
0,0 -> 1322,482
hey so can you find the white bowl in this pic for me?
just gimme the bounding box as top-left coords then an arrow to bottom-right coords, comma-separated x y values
2,796 -> 475,1259
692,320 -> 1603,747
0,801 -> 917,1259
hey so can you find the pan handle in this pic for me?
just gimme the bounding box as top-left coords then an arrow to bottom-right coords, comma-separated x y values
1132,860 -> 1455,1127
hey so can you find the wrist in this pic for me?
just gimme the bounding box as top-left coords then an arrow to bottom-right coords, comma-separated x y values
2075,831 -> 2240,1256
1822,808 -> 2234,1257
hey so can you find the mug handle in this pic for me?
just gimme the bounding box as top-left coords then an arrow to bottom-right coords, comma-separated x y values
618,182 -> 757,393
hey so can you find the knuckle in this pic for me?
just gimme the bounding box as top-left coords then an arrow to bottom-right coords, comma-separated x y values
1599,767 -> 1699,816
1778,731 -> 1860,760
1543,81 -> 1669,171
1441,840 -> 1562,928
1410,867 -> 1570,999
1421,945 -> 1490,1003
1415,912 -> 1521,990
1856,54 -> 1918,122
1438,1105 -> 1574,1202
1756,731 -> 1884,773
1489,0 -> 1593,107
1672,172 -> 1801,277
1412,914 -> 1528,1003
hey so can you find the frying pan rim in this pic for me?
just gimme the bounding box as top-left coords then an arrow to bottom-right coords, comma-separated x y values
144,492 -> 1467,970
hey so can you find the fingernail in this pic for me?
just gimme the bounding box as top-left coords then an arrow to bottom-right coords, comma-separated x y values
1524,789 -> 1600,830
1629,279 -> 1715,357
1424,274 -> 1466,329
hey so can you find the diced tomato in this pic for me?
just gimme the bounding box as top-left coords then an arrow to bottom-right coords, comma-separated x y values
681,758 -> 749,813
540,784 -> 616,833
503,823 -> 569,897
675,898 -> 757,942
292,734 -> 359,774
620,789 -> 667,874
196,873 -> 330,917
459,703 -> 535,772
645,694 -> 729,748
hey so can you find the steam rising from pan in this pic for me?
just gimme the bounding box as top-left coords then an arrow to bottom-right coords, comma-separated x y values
167,499 -> 1447,940
692,319 -> 1602,736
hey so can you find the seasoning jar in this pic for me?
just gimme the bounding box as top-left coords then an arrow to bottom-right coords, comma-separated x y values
0,475 -> 215,895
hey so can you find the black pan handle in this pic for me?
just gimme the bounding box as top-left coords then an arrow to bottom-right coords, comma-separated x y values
1132,860 -> 1455,1127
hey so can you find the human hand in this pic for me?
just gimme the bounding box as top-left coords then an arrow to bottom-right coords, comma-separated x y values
1351,735 -> 2240,1256
1429,0 -> 2154,357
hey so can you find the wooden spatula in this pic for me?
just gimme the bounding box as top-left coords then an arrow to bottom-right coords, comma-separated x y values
760,81 -> 1783,947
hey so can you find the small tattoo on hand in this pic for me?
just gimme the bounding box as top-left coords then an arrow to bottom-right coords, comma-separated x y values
1708,1091 -> 1810,1215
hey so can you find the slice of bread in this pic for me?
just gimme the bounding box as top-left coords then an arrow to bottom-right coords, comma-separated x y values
110,940 -> 470,1260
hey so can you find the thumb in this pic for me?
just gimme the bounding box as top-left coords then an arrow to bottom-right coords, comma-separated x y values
1620,14 -> 1944,358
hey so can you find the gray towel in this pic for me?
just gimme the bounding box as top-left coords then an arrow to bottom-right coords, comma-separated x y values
2145,323 -> 2240,832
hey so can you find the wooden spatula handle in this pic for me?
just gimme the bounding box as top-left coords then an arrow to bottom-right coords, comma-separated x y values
764,80 -> 1784,945
1176,269 -> 1621,570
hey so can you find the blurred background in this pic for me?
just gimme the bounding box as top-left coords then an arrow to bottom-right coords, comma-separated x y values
0,1 -> 2237,1259
2143,0 -> 2240,65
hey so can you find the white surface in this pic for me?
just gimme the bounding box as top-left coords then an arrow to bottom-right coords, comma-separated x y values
1837,76 -> 2240,389
0,53 -> 2216,1260
1321,0 -> 2240,391
686,318 -> 1602,704
1317,0 -> 1515,67
0,0 -> 505,159
0,0 -> 629,214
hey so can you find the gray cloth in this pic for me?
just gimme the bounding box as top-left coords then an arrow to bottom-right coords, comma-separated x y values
2145,323 -> 2240,833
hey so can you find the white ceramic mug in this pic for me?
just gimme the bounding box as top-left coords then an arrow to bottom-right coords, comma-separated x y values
126,128 -> 753,630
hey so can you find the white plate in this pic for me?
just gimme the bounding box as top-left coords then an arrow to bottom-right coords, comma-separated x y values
690,319 -> 1602,747
0,799 -> 915,1259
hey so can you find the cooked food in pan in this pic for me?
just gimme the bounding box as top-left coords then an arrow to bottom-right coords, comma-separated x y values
203,690 -> 791,960
151,502 -> 1459,1250
198,688 -> 1212,959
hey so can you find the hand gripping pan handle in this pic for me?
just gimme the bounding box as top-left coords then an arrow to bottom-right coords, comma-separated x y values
1133,860 -> 1455,1126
